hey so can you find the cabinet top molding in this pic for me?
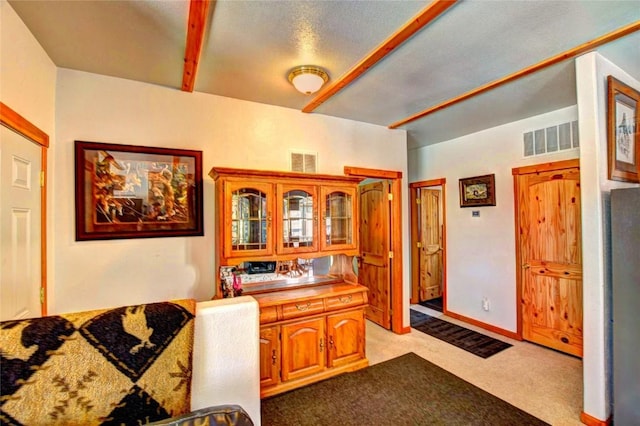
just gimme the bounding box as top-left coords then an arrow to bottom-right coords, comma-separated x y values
209,166 -> 363,184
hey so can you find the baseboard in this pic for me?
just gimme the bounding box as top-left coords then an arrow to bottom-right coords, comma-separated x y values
443,309 -> 521,341
580,411 -> 611,426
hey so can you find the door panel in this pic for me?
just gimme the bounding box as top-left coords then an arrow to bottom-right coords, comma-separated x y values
1,126 -> 42,320
419,189 -> 442,301
327,310 -> 365,368
518,166 -> 583,357
259,325 -> 280,387
281,318 -> 325,381
359,180 -> 391,329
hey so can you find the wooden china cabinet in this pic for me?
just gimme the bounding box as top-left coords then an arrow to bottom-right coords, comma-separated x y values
209,167 -> 369,398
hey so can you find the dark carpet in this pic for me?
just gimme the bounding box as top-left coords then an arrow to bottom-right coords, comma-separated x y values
261,352 -> 548,426
410,310 -> 512,359
419,296 -> 443,312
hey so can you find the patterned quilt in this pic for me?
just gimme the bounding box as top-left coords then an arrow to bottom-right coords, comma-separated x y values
0,299 -> 195,425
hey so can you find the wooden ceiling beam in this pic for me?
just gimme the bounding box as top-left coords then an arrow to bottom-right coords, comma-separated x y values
181,0 -> 211,92
389,20 -> 640,129
302,0 -> 458,113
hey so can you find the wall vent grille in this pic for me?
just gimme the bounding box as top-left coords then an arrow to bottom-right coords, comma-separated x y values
523,121 -> 579,157
290,151 -> 317,173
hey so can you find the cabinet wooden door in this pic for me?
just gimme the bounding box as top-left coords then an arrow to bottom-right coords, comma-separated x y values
276,184 -> 318,255
223,180 -> 274,259
320,185 -> 358,252
327,309 -> 365,368
281,317 -> 325,381
259,325 -> 280,387
515,164 -> 583,357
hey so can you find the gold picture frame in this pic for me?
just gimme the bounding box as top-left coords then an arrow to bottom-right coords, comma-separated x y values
607,76 -> 640,183
459,174 -> 496,207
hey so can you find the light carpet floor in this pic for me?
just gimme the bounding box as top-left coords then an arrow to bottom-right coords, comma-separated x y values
365,305 -> 583,426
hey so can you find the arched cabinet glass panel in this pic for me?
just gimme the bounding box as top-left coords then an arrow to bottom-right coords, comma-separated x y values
231,188 -> 267,249
278,184 -> 318,254
321,186 -> 357,252
224,181 -> 273,259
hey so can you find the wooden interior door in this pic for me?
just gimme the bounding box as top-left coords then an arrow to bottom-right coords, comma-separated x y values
419,189 -> 442,301
515,163 -> 583,357
359,180 -> 391,329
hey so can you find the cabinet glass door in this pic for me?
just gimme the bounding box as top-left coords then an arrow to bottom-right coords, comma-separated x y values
278,184 -> 318,254
225,181 -> 273,258
321,186 -> 357,251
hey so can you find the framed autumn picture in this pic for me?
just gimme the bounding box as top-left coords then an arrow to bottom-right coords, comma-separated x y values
607,76 -> 640,183
75,140 -> 203,240
459,174 -> 496,207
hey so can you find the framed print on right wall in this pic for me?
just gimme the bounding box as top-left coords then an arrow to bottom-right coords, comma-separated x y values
607,76 -> 640,183
459,174 -> 496,207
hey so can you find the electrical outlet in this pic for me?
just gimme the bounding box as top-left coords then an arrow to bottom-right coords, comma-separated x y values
482,297 -> 490,311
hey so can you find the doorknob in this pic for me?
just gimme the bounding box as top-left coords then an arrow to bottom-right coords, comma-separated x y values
522,263 -> 530,269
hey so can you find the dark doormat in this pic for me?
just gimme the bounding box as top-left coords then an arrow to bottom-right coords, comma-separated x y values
418,296 -> 443,312
410,309 -> 512,358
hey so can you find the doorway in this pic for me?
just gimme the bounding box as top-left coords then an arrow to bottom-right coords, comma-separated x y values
344,166 -> 404,334
513,159 -> 583,357
409,179 -> 446,313
0,102 -> 49,320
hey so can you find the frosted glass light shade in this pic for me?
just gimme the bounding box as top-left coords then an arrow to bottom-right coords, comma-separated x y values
288,66 -> 329,95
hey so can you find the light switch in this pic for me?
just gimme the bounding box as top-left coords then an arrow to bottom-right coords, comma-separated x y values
472,210 -> 480,217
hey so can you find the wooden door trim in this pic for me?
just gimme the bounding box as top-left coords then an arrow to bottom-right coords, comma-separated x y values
344,166 -> 404,334
512,159 -> 580,340
512,158 -> 579,176
409,178 -> 447,313
0,102 -> 49,316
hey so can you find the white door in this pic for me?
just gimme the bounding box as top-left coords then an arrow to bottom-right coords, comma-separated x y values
0,125 -> 42,320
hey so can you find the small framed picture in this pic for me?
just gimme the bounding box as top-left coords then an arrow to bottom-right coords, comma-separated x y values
75,140 -> 204,240
607,76 -> 640,183
459,174 -> 496,208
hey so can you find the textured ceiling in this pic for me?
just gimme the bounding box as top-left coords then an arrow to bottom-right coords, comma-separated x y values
7,0 -> 640,149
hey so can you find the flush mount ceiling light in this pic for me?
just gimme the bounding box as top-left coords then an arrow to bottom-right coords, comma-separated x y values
288,66 -> 329,95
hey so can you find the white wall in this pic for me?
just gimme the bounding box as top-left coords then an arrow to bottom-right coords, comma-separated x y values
0,0 -> 56,130
408,106 -> 579,332
54,69 -> 408,314
575,51 -> 639,422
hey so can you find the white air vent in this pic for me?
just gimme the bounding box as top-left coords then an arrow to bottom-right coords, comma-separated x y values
290,151 -> 317,173
523,121 -> 579,158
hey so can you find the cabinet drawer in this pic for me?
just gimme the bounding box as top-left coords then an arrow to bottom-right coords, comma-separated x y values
260,306 -> 278,323
282,298 -> 324,319
325,292 -> 365,311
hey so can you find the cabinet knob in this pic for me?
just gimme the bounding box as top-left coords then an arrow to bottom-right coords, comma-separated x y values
271,349 -> 277,365
319,338 -> 324,352
329,336 -> 335,350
